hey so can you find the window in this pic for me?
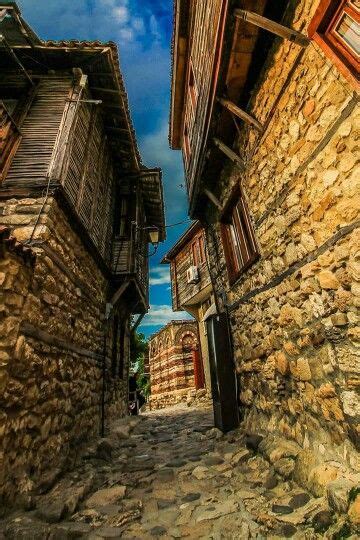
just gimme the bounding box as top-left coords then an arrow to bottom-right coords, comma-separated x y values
0,100 -> 21,183
114,192 -> 135,238
191,235 -> 206,266
188,64 -> 198,113
183,125 -> 191,168
221,187 -> 259,284
309,1 -> 359,86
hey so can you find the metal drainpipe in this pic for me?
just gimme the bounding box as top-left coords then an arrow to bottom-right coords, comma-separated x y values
101,303 -> 112,437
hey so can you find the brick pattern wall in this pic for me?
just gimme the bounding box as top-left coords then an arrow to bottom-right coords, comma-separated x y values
148,321 -> 199,409
204,0 -> 359,479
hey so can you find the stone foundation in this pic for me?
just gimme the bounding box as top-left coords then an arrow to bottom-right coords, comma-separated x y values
0,197 -> 129,505
149,388 -> 211,411
204,0 -> 359,499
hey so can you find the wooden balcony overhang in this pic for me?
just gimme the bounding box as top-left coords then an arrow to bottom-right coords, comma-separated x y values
139,168 -> 166,242
111,272 -> 149,315
0,2 -> 140,174
169,0 -> 191,149
170,0 -> 311,218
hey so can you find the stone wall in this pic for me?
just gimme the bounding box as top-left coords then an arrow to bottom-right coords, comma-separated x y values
204,0 -> 359,494
0,196 -> 129,505
149,321 -> 199,409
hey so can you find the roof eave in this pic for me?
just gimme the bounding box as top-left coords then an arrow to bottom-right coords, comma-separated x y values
169,0 -> 190,150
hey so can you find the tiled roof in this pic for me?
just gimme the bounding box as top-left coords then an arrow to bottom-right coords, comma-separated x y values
0,226 -> 36,266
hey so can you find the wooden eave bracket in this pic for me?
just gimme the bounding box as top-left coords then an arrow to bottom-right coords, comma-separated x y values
213,137 -> 245,171
203,188 -> 222,211
234,10 -> 310,47
217,97 -> 263,131
0,34 -> 34,85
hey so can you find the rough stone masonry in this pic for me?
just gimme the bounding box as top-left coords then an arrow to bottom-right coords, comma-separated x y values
203,0 -> 359,508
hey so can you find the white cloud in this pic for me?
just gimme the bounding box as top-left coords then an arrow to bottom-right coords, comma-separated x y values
132,17 -> 145,33
119,27 -> 134,42
150,266 -> 171,286
141,305 -> 193,327
113,5 -> 129,24
149,14 -> 161,41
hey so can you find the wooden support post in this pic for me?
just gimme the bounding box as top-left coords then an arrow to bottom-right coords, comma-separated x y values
234,10 -> 310,47
213,137 -> 245,170
217,97 -> 263,131
204,188 -> 222,211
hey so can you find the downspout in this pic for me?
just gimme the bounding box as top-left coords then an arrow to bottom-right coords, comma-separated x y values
101,302 -> 112,437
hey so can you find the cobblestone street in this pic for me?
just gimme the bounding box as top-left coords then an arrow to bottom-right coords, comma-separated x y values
1,404 -> 350,539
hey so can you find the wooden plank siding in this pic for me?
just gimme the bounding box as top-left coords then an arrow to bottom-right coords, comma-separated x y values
5,77 -> 71,185
63,86 -> 115,263
171,228 -> 211,311
184,0 -> 224,196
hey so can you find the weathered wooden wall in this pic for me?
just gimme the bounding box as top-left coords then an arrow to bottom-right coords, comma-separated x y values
184,0 -> 224,195
5,77 -> 71,186
170,228 -> 211,310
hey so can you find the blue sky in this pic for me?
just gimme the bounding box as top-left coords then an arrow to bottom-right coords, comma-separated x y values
17,0 -> 193,337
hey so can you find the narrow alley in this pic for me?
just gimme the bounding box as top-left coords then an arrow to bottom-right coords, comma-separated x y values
1,404 -> 345,539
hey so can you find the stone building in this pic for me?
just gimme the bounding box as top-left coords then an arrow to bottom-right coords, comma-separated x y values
0,3 -> 165,504
170,0 -> 359,499
162,221 -> 213,393
148,320 -> 202,409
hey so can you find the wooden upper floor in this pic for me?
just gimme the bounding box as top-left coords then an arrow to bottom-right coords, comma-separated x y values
0,2 -> 166,312
170,1 -> 359,218
162,222 -> 212,311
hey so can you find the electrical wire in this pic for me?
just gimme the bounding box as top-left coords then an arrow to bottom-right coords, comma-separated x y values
165,218 -> 192,228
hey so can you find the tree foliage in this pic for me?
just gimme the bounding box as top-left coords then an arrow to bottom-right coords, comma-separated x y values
130,330 -> 150,398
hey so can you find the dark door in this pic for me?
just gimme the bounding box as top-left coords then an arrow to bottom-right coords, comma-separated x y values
206,312 -> 239,432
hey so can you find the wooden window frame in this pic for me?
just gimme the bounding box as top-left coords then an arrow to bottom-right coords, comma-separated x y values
191,235 -> 206,266
308,0 -> 359,88
220,186 -> 259,285
0,86 -> 37,184
0,100 -> 22,184
183,124 -> 191,169
188,63 -> 198,114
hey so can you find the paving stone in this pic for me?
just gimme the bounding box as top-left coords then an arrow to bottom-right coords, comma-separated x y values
51,521 -> 93,539
89,526 -> 123,538
312,510 -> 334,532
4,517 -> 51,540
245,433 -> 264,452
149,525 -> 167,536
288,492 -> 311,509
157,498 -> 176,509
272,503 -> 294,515
182,492 -> 201,502
85,486 -> 126,508
204,456 -> 224,466
166,459 -> 187,468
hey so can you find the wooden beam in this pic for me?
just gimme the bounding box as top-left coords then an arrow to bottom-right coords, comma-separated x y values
104,126 -> 129,134
0,36 -> 35,85
110,280 -> 130,306
91,87 -> 124,95
213,137 -> 245,170
217,97 -> 263,131
234,10 -> 310,47
204,188 -> 222,211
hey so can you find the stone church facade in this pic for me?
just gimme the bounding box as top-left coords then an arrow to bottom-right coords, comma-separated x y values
170,0 -> 359,500
148,320 -> 203,409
